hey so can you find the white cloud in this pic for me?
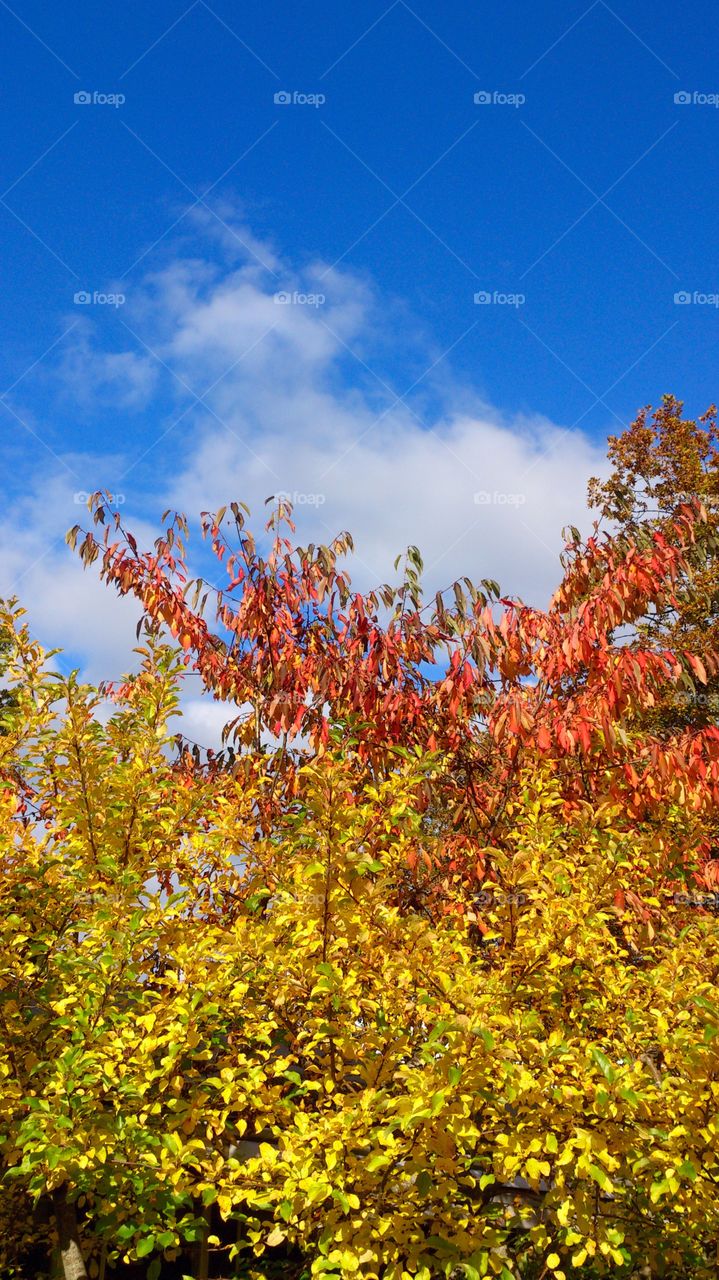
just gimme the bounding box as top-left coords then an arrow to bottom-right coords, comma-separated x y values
0,474 -> 144,684
2,221 -> 610,693
180,695 -> 238,748
140,245 -> 607,598
169,404 -> 603,596
56,324 -> 159,410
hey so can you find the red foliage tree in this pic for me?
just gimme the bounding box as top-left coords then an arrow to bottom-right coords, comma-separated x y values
69,488 -> 719,914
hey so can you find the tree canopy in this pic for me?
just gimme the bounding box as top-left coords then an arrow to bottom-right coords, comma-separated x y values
1,399 -> 719,1280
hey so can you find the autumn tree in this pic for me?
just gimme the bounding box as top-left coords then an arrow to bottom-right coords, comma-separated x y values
2,440 -> 719,1279
588,395 -> 719,733
3,594 -> 719,1279
0,610 -> 247,1278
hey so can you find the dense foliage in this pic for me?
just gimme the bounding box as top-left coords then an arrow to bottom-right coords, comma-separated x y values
1,399 -> 718,1279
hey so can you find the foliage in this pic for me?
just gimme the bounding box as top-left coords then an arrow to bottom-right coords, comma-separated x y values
0,623 -> 18,726
1,412 -> 719,1279
588,394 -> 719,733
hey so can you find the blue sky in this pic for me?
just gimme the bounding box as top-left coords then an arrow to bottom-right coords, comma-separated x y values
1,0 -> 718,691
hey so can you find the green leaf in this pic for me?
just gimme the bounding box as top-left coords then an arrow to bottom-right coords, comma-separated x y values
136,1236 -> 155,1258
426,1235 -> 459,1255
590,1048 -> 616,1083
650,1178 -> 668,1203
587,1163 -> 612,1192
365,1154 -> 387,1172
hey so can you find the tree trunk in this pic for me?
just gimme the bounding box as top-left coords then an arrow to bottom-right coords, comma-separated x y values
52,1188 -> 88,1280
197,1227 -> 209,1280
192,1202 -> 210,1280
